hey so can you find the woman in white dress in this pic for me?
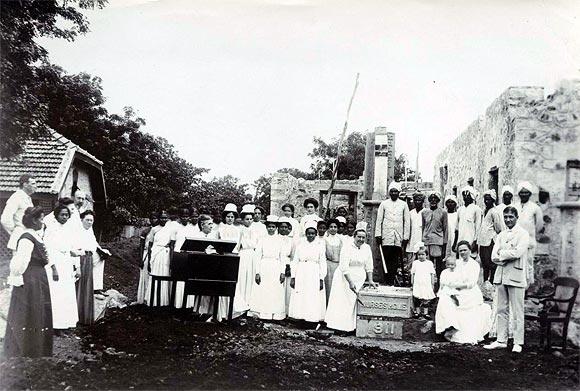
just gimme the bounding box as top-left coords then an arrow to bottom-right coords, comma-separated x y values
137,211 -> 165,304
281,203 -> 300,239
145,211 -> 175,306
44,204 -> 81,329
249,215 -> 286,320
277,217 -> 295,315
325,225 -> 378,332
233,204 -> 258,316
443,241 -> 492,343
299,198 -> 321,237
288,220 -> 327,325
324,218 -> 343,304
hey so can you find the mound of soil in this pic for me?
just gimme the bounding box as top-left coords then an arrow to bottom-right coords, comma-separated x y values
101,237 -> 141,300
1,305 -> 578,390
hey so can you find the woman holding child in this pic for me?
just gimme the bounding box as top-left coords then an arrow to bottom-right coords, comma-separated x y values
435,241 -> 492,343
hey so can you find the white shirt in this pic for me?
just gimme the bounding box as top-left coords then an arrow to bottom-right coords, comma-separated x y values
249,221 -> 268,239
174,223 -> 201,252
338,241 -> 373,275
299,214 -> 321,237
1,189 -> 33,250
477,207 -> 503,247
218,223 -> 240,242
457,203 -> 482,244
374,198 -> 411,247
290,238 -> 327,279
514,201 -> 543,249
7,229 -> 47,286
408,208 -> 424,253
255,234 -> 284,274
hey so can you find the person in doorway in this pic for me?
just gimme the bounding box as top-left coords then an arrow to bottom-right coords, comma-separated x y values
422,191 -> 448,282
1,174 -> 36,253
288,221 -> 327,326
325,223 -> 377,333
484,206 -> 529,353
478,190 -> 503,284
445,195 -> 459,257
374,181 -> 410,286
455,186 -> 482,254
514,181 -> 543,286
4,207 -> 56,357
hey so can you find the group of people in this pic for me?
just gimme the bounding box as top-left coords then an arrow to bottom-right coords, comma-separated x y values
137,198 -> 378,333
2,175 -> 110,357
375,179 -> 542,352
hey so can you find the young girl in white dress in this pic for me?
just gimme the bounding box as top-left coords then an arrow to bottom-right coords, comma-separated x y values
249,215 -> 286,320
411,243 -> 436,319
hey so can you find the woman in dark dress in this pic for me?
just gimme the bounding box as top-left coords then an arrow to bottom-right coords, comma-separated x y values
3,206 -> 58,357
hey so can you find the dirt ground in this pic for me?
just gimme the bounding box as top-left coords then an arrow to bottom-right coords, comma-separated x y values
1,238 -> 579,390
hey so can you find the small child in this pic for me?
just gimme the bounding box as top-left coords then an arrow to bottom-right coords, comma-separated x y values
411,243 -> 436,319
435,257 -> 461,334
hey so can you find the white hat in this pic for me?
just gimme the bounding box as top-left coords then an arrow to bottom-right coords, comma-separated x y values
429,191 -> 442,200
483,189 -> 497,201
444,194 -> 458,203
388,181 -> 401,192
354,221 -> 367,234
304,220 -> 317,233
336,216 -> 347,224
278,216 -> 292,227
516,181 -> 536,194
241,204 -> 255,214
414,241 -> 426,253
461,185 -> 477,199
223,203 -> 238,213
265,215 -> 279,224
501,185 -> 514,196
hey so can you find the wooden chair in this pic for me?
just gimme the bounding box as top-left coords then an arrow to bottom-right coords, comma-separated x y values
525,277 -> 579,351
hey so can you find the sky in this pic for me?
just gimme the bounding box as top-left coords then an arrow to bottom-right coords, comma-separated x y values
39,0 -> 580,185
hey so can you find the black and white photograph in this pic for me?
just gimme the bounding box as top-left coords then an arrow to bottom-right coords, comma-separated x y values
0,0 -> 579,389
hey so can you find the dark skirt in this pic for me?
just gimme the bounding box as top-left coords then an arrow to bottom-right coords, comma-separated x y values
76,253 -> 94,325
3,264 -> 53,358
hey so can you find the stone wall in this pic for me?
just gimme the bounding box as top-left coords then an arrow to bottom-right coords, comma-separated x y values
433,79 -> 580,345
270,173 -> 364,221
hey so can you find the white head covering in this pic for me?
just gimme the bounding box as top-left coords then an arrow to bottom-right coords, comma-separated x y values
336,216 -> 347,224
241,204 -> 255,214
444,194 -> 458,204
223,203 -> 238,213
461,185 -> 477,199
500,185 -> 514,196
429,191 -> 442,200
483,189 -> 497,201
516,181 -> 536,194
354,221 -> 367,234
388,181 -> 401,192
265,215 -> 279,224
304,220 -> 318,233
278,216 -> 291,225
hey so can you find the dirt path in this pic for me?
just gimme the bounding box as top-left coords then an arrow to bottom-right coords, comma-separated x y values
1,305 -> 578,390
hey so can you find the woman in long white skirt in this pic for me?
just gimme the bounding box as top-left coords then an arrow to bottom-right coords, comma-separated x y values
137,213 -> 163,304
145,214 -> 174,307
324,218 -> 343,304
250,216 -> 286,320
288,221 -> 327,324
233,204 -> 259,316
325,226 -> 377,332
277,217 -> 295,315
44,205 -> 81,329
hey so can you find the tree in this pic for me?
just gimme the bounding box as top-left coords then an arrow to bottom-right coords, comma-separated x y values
308,131 -> 366,180
277,167 -> 314,180
0,0 -> 106,158
188,176 -> 249,218
393,153 -> 419,182
253,175 -> 271,214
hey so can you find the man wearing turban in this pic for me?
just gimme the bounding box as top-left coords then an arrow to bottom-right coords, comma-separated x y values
456,186 -> 483,253
514,181 -> 543,286
374,181 -> 411,286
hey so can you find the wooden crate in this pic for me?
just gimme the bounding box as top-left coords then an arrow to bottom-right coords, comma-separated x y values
356,316 -> 404,339
357,286 -> 413,319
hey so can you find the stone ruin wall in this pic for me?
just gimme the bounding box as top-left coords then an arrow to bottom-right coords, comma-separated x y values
270,173 -> 365,222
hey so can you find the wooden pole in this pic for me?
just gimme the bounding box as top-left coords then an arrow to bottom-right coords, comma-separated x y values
324,73 -> 360,219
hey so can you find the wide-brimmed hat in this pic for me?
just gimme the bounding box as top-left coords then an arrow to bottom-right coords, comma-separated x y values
303,197 -> 319,209
241,204 -> 255,215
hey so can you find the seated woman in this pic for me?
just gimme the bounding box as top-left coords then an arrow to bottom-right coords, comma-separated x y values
288,220 -> 327,327
249,215 -> 286,320
4,207 -> 57,357
191,214 -> 220,317
325,223 -> 378,333
441,241 -> 492,344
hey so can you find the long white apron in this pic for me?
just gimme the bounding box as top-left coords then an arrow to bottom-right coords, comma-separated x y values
325,267 -> 366,331
146,245 -> 171,306
288,261 -> 326,322
47,252 -> 79,329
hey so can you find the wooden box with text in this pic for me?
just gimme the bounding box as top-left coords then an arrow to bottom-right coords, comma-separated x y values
356,286 -> 413,319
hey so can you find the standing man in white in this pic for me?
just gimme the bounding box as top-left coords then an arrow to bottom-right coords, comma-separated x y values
1,174 -> 36,253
